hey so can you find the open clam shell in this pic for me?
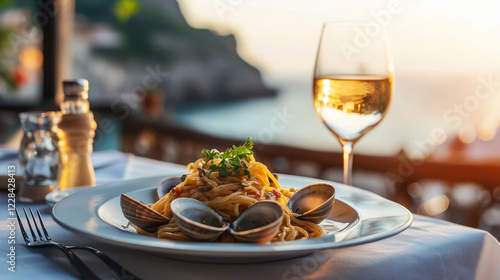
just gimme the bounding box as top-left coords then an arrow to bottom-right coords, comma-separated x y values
157,176 -> 182,199
229,201 -> 284,244
286,183 -> 335,224
170,198 -> 229,242
120,193 -> 170,232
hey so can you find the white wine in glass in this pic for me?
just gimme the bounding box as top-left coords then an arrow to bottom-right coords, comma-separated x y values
313,22 -> 393,185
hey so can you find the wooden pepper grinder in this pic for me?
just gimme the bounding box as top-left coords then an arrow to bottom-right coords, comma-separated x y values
57,79 -> 97,190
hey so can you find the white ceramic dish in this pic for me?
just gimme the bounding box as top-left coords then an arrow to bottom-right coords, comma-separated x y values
52,174 -> 412,263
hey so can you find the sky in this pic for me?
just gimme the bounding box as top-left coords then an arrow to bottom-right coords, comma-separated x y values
178,0 -> 500,84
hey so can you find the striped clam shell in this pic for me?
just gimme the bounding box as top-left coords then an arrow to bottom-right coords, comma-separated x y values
286,183 -> 335,224
120,193 -> 170,232
171,198 -> 229,242
229,201 -> 284,244
157,176 -> 182,199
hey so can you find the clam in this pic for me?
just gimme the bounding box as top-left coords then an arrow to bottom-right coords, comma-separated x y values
157,176 -> 182,199
120,194 -> 170,232
229,201 -> 284,244
286,183 -> 335,224
170,198 -> 229,242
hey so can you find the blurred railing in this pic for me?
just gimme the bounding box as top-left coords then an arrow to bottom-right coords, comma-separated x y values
120,114 -> 400,177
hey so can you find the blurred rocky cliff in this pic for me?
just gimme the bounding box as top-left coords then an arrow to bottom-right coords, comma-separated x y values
73,0 -> 275,107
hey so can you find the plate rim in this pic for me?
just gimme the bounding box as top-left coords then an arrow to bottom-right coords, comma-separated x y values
52,173 -> 413,260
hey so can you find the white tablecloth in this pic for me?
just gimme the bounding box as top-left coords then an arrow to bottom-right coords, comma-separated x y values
1,151 -> 499,280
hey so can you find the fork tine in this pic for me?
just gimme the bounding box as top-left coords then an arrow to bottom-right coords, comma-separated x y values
28,207 -> 45,241
22,208 -> 38,242
36,209 -> 51,240
15,209 -> 31,244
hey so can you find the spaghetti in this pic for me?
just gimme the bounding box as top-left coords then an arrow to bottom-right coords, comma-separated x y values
142,142 -> 324,243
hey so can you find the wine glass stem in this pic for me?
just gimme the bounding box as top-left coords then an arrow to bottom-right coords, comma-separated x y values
342,141 -> 354,185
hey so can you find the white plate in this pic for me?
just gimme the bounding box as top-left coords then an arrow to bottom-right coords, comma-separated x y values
52,174 -> 412,263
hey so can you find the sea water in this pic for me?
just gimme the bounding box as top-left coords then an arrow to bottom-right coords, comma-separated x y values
173,75 -> 440,156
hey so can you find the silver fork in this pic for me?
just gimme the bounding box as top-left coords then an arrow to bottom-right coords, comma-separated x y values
16,208 -> 100,279
16,208 -> 142,280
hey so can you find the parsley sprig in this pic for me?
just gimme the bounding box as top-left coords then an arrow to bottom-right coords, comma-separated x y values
201,137 -> 254,178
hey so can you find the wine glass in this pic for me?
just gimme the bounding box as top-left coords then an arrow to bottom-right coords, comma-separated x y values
313,22 -> 393,185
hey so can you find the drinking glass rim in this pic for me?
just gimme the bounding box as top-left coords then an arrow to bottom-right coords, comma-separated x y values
19,111 -> 62,118
321,21 -> 370,27
316,20 -> 393,71
19,111 -> 62,131
319,21 -> 391,39
320,21 -> 390,34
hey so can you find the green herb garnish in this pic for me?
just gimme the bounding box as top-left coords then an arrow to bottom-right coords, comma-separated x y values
201,137 -> 254,178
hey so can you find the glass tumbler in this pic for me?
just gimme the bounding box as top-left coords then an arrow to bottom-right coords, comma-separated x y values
19,111 -> 61,202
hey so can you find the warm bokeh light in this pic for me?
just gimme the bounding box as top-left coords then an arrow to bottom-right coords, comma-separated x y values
19,46 -> 43,70
417,195 -> 450,216
388,64 -> 394,73
478,122 -> 498,141
458,126 -> 477,144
